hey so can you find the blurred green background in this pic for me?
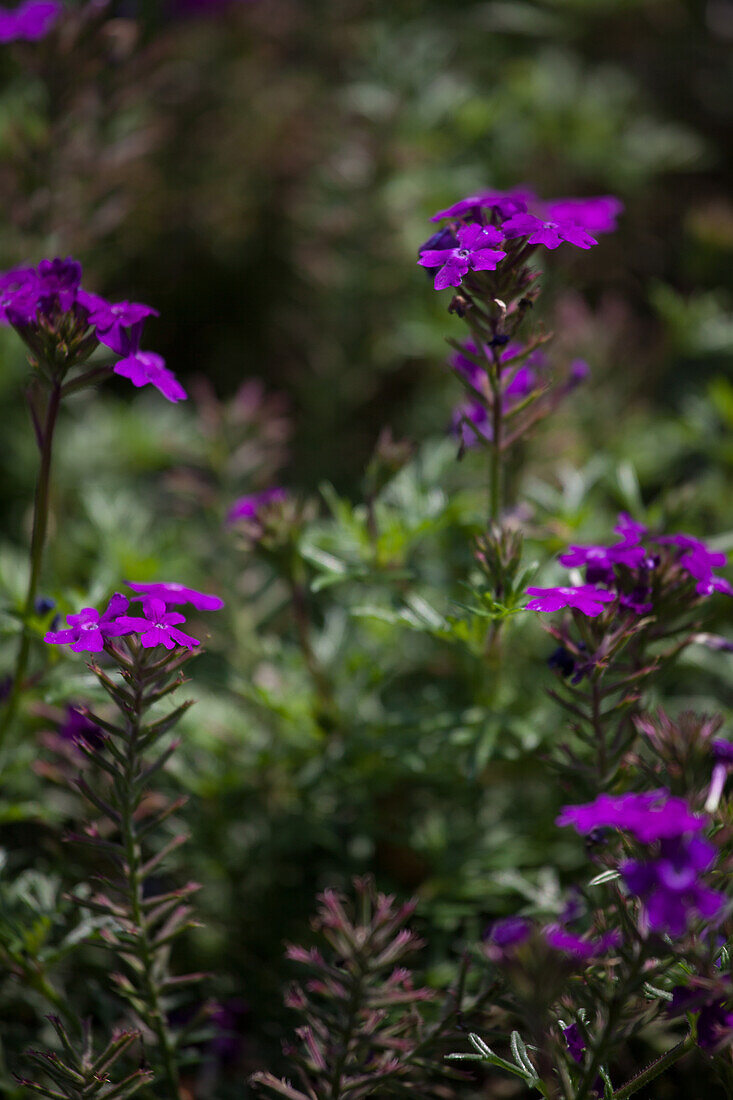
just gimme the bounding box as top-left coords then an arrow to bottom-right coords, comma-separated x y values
0,0 -> 732,1096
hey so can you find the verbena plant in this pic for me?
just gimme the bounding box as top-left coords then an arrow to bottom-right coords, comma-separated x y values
0,7 -> 731,1100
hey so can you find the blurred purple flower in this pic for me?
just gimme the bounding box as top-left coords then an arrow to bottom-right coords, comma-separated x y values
45,594 -> 131,653
557,791 -> 708,843
562,1023 -> 586,1064
0,0 -> 60,42
126,581 -> 224,610
545,196 -> 623,235
614,512 -> 647,545
622,836 -> 723,936
430,188 -> 535,222
670,987 -> 733,1051
113,351 -> 187,403
544,925 -> 621,960
417,223 -> 506,290
115,597 -> 199,650
452,399 -> 490,448
227,487 -> 287,524
501,213 -> 597,250
57,705 -> 105,752
524,584 -> 615,616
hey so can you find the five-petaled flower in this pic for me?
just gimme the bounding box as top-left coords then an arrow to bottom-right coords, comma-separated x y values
557,791 -> 708,843
501,213 -> 597,250
417,223 -> 506,290
524,584 -> 615,617
113,351 -> 187,403
45,594 -> 131,653
126,581 -> 224,611
115,598 -> 200,650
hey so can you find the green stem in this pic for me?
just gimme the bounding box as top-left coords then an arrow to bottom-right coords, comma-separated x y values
488,357 -> 503,526
0,380 -> 63,752
611,1034 -> 695,1099
120,651 -> 181,1100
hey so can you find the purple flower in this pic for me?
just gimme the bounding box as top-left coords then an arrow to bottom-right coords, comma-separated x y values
483,916 -> 532,960
451,399 -> 490,448
114,598 -> 200,650
126,581 -> 224,611
501,213 -> 597,250
430,188 -> 535,223
544,925 -> 621,960
654,533 -> 731,597
559,542 -> 646,582
417,223 -> 507,290
0,266 -> 38,323
113,351 -> 187,403
524,584 -> 615,616
85,297 -> 159,357
557,791 -> 708,843
0,0 -> 60,42
545,196 -> 623,235
44,593 -> 131,654
670,987 -> 733,1051
713,739 -> 733,764
562,1023 -> 586,1064
622,836 -> 723,936
614,512 -> 647,545
0,256 -> 86,324
36,257 -> 82,313
57,705 -> 105,752
227,487 -> 287,524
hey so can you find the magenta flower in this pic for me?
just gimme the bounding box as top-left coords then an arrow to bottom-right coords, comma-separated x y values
0,0 -> 60,42
113,351 -> 187,403
227,487 -> 287,524
562,1023 -> 586,1064
670,987 -> 733,1051
57,705 -> 105,752
114,598 -> 200,650
543,925 -> 620,960
45,594 -> 131,654
430,188 -> 535,222
524,584 -> 615,616
557,791 -> 707,843
559,541 -> 647,583
614,512 -> 647,545
417,223 -> 507,290
501,213 -> 597,250
84,296 -> 159,357
622,836 -> 723,936
0,266 -> 38,324
545,196 -> 623,235
35,257 -> 82,312
126,581 -> 224,611
452,400 -> 490,448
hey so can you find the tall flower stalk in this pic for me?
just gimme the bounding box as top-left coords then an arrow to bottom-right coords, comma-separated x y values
43,584 -> 221,1099
0,258 -> 185,749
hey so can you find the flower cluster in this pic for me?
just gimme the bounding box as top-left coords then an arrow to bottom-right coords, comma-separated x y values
44,581 -> 223,653
419,187 -> 621,290
525,513 -> 732,618
0,0 -> 60,42
0,257 -> 186,401
485,914 -> 620,964
559,791 -> 724,935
